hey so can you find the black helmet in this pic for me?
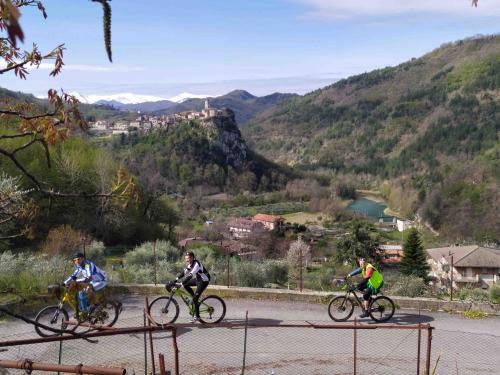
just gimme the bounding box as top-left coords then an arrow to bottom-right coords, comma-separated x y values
72,251 -> 85,260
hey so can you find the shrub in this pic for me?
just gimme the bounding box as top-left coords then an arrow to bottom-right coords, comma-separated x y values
41,225 -> 84,257
233,261 -> 268,288
85,241 -> 106,265
305,267 -> 337,291
125,241 -> 180,266
457,286 -> 489,303
263,260 -> 288,285
0,251 -> 67,298
389,275 -> 428,297
490,285 -> 500,304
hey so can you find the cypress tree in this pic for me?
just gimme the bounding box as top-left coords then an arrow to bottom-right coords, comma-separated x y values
400,228 -> 430,281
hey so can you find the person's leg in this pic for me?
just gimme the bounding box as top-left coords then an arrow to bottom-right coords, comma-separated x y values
183,279 -> 196,298
78,289 -> 89,313
360,289 -> 372,318
90,281 -> 107,304
193,281 -> 209,318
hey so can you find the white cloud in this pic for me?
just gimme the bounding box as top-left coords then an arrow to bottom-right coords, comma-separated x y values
294,0 -> 500,19
71,92 -> 169,104
168,92 -> 218,103
26,63 -> 144,72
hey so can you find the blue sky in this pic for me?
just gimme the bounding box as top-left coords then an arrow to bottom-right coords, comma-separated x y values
2,0 -> 499,100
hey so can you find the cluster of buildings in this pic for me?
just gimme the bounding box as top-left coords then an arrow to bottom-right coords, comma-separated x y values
89,100 -> 224,136
378,244 -> 500,289
189,211 -> 500,290
227,214 -> 284,239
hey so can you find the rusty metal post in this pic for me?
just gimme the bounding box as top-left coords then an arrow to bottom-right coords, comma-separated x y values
242,311 -> 249,374
172,327 -> 179,375
227,254 -> 230,287
145,296 -> 156,375
153,240 -> 157,285
0,360 -> 125,375
425,326 -> 433,375
143,312 -> 148,375
353,318 -> 357,375
450,255 -> 454,301
159,354 -> 166,375
416,323 -> 422,375
299,245 -> 303,292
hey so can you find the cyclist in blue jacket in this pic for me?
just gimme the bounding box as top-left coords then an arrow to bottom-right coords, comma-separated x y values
64,252 -> 107,313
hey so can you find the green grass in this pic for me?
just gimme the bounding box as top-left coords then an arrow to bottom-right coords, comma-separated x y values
463,310 -> 488,319
282,211 -> 325,225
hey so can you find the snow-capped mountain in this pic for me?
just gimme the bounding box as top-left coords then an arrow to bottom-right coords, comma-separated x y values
68,92 -> 169,105
168,92 -> 215,103
63,92 -> 217,105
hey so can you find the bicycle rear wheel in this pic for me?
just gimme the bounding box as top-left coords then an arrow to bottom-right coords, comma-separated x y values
90,300 -> 121,327
328,296 -> 354,322
148,296 -> 180,325
369,296 -> 395,322
198,295 -> 226,324
34,305 -> 69,337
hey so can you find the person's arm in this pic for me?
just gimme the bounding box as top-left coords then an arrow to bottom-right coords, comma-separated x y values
348,267 -> 362,277
64,267 -> 79,285
182,261 -> 201,285
76,263 -> 92,283
175,268 -> 186,282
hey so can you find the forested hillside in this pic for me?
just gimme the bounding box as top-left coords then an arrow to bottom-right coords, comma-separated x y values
243,35 -> 500,242
109,109 -> 293,197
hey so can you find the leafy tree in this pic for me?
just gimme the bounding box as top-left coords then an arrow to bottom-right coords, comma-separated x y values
335,219 -> 381,265
400,228 -> 430,281
0,1 -> 128,198
0,173 -> 35,240
287,235 -> 311,289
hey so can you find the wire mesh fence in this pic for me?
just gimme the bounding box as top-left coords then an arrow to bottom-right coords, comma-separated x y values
429,329 -> 500,375
1,300 -> 500,375
159,322 -> 431,375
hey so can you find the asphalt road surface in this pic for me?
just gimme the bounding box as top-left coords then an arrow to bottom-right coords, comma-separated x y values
1,296 -> 499,374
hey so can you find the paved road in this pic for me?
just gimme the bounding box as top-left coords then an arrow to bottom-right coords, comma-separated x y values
1,296 -> 499,374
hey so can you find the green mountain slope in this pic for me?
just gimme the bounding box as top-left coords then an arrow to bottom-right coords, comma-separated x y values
112,109 -> 294,196
243,35 -> 500,241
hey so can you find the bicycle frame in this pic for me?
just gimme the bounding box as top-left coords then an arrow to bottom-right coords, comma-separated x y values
51,282 -> 99,320
341,279 -> 366,308
163,285 -> 205,316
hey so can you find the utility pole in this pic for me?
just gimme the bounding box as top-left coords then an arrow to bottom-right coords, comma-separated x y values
299,244 -> 303,292
449,251 -> 454,301
153,240 -> 157,285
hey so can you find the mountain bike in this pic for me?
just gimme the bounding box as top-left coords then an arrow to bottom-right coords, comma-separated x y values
148,282 -> 226,324
34,281 -> 122,337
328,278 -> 395,322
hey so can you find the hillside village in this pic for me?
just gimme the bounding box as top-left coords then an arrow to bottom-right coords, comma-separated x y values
183,211 -> 500,291
88,99 -> 223,135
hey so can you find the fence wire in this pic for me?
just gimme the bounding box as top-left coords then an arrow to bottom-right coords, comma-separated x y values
1,308 -> 499,375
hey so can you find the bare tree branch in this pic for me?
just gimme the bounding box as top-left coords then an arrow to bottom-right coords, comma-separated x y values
0,109 -> 56,120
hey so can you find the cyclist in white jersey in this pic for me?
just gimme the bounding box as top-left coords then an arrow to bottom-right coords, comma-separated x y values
64,252 -> 107,313
174,251 -> 210,322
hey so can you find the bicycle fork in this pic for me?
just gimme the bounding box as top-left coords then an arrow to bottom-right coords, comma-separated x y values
50,303 -> 64,324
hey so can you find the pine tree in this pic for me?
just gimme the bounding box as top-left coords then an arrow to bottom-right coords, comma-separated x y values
400,228 -> 430,281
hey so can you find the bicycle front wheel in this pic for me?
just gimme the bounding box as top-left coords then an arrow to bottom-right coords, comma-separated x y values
148,296 -> 180,325
328,296 -> 354,322
34,305 -> 69,337
198,295 -> 226,324
369,296 -> 395,322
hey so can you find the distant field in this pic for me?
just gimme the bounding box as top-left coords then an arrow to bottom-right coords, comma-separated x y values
282,211 -> 325,225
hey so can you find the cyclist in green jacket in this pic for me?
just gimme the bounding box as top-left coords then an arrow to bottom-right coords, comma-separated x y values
347,257 -> 384,318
